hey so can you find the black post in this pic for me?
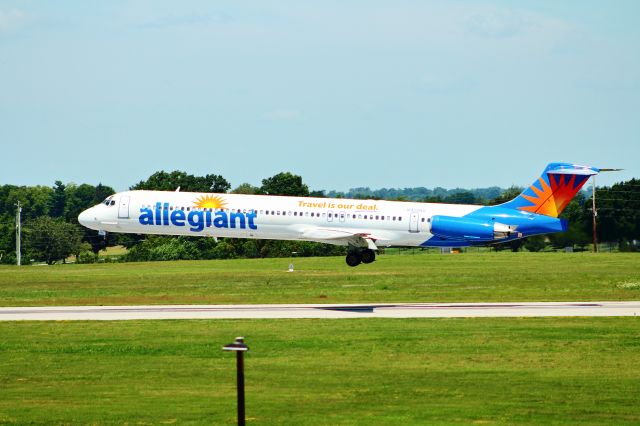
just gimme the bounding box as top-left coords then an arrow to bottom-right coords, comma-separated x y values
236,349 -> 245,426
223,337 -> 249,426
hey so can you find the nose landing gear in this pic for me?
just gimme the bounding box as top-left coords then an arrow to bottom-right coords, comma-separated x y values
345,248 -> 376,267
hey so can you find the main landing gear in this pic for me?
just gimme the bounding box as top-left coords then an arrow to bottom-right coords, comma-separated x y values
345,249 -> 376,267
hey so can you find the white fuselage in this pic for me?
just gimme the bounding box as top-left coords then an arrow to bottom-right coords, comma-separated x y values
79,190 -> 481,248
77,162 -> 598,266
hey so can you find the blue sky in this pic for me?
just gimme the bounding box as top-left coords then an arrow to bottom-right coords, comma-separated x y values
1,1 -> 638,192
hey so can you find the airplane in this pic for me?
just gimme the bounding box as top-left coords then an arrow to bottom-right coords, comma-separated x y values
79,163 -> 599,267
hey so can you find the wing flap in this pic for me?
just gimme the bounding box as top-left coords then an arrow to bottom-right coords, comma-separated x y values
300,227 -> 381,249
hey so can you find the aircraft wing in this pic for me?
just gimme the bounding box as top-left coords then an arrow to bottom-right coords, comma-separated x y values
300,227 -> 383,250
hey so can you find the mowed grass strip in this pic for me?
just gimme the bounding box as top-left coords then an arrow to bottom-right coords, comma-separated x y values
0,252 -> 639,306
0,318 -> 638,425
0,253 -> 640,306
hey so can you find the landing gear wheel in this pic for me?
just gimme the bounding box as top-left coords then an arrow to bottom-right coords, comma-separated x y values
361,249 -> 376,264
345,252 -> 362,267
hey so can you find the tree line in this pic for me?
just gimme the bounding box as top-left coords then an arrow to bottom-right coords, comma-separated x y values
0,172 -> 339,264
326,186 -> 503,203
0,172 -> 637,264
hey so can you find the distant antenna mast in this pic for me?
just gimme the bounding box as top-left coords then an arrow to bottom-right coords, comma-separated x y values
592,168 -> 623,253
591,176 -> 597,253
15,201 -> 22,266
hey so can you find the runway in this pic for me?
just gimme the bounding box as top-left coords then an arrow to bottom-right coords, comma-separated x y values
0,301 -> 638,321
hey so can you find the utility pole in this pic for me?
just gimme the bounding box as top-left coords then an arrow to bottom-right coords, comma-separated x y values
15,201 -> 22,266
591,176 -> 597,253
590,168 -> 624,253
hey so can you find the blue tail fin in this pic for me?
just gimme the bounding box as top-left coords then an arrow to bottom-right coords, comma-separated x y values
500,163 -> 598,217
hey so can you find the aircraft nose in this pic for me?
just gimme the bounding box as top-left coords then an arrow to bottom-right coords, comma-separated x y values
78,207 -> 96,229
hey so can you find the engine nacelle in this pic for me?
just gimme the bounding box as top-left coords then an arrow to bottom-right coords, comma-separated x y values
430,215 -> 519,241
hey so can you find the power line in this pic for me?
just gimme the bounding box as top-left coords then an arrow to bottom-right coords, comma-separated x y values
588,207 -> 640,212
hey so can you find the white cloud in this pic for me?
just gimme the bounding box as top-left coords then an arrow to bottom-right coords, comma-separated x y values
138,12 -> 232,29
264,109 -> 301,121
0,8 -> 27,33
463,6 -> 574,44
466,10 -> 525,38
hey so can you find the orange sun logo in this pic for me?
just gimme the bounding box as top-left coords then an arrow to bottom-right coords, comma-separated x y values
193,195 -> 226,210
519,174 -> 586,217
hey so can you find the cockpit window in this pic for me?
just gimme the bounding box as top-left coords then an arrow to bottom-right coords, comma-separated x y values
103,196 -> 115,207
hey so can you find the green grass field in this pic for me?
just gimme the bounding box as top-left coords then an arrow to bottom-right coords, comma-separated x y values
1,252 -> 639,306
1,253 -> 639,424
1,318 -> 639,425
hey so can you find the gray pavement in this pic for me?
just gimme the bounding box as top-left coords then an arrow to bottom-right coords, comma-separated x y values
0,301 -> 639,321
